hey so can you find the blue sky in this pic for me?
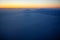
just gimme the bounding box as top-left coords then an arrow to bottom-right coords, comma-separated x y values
0,0 -> 59,4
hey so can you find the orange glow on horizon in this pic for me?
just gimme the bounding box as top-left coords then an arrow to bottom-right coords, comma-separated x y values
0,4 -> 60,8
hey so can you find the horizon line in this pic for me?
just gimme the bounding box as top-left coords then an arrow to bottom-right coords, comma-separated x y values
0,7 -> 60,9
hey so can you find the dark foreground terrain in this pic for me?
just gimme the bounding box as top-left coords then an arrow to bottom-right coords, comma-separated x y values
0,8 -> 60,40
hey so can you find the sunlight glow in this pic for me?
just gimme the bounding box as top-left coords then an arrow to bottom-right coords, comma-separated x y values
0,0 -> 60,8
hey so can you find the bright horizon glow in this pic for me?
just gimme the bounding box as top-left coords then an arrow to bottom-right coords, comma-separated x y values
0,0 -> 60,8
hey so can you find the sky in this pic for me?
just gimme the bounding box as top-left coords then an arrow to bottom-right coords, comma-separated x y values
0,0 -> 60,8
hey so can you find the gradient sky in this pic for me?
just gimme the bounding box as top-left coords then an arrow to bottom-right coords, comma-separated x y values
0,0 -> 60,8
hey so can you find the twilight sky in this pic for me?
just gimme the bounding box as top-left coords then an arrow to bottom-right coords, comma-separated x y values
0,0 -> 60,8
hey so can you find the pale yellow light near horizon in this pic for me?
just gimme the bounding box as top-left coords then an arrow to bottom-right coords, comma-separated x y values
0,0 -> 60,8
